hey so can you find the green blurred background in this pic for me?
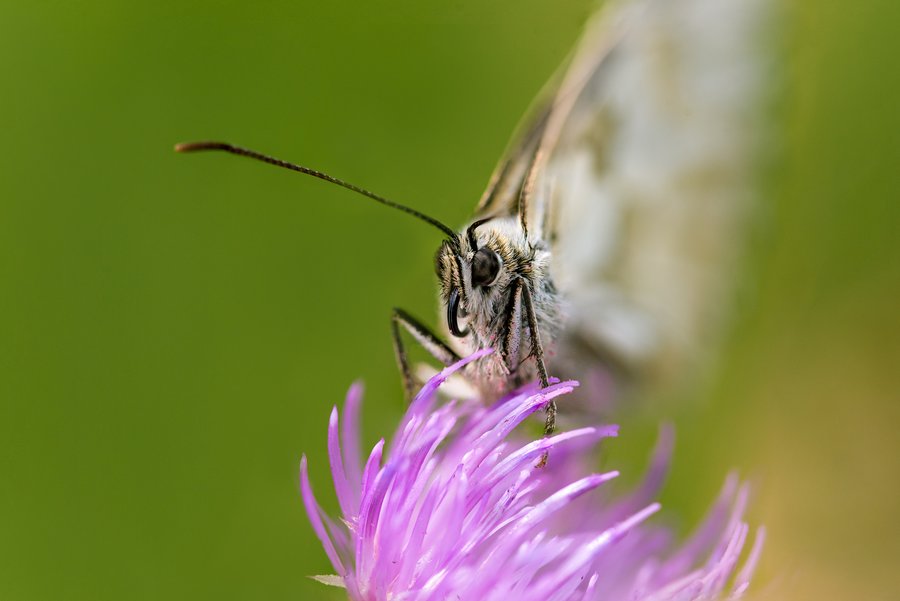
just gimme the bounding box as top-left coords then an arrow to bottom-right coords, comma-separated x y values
0,0 -> 897,599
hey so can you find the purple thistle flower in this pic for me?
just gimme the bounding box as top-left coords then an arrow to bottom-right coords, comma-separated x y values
300,350 -> 764,600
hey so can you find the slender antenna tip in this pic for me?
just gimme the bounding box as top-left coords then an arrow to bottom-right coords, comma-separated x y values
174,141 -> 226,153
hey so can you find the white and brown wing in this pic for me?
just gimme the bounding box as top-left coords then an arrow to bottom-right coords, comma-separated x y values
479,0 -> 771,400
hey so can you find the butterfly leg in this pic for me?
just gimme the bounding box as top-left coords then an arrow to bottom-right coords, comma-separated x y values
500,279 -> 524,374
520,283 -> 555,468
391,308 -> 460,403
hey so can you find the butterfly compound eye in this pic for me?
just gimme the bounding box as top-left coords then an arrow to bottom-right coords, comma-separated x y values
471,248 -> 502,287
447,287 -> 467,337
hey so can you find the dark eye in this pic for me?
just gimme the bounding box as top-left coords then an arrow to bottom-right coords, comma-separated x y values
447,287 -> 467,337
471,248 -> 501,287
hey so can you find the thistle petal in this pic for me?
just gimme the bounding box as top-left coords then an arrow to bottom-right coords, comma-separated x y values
299,357 -> 764,600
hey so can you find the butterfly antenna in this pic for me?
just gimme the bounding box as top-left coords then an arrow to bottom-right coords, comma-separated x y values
175,141 -> 459,242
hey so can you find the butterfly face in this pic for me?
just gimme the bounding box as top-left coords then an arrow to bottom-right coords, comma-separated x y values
435,215 -> 560,396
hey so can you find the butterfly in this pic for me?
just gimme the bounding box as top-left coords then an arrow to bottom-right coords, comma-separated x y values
177,0 -> 766,451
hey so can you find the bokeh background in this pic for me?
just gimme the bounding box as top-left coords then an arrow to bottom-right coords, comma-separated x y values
1,0 -> 897,599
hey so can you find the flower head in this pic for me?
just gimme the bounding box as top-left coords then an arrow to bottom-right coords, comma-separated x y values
300,350 -> 763,600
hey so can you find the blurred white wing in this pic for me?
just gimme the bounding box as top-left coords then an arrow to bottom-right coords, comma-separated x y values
540,0 -> 770,394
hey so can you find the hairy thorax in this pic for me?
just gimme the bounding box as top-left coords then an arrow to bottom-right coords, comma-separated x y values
436,216 -> 563,399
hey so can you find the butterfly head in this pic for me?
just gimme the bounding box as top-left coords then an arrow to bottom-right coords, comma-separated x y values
436,216 -> 536,342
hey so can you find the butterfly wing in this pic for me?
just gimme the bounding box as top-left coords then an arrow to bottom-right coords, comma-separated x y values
480,0 -> 770,399
473,0 -> 636,231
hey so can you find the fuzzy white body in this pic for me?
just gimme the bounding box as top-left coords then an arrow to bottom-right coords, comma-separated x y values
448,217 -> 563,397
